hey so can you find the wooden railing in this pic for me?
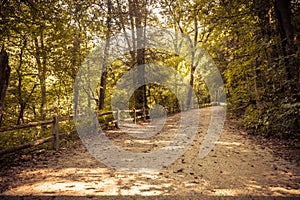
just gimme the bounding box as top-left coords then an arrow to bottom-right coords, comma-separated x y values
0,108 -> 147,156
0,102 -> 212,157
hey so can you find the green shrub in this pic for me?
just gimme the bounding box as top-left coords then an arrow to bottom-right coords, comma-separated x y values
243,102 -> 300,138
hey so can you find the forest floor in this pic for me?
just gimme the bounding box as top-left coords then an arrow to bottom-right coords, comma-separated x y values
0,106 -> 299,199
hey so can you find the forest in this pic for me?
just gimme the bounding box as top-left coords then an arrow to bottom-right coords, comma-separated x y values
0,0 -> 300,198
1,0 -> 299,140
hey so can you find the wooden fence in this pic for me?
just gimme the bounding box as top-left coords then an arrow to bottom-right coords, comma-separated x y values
0,102 -> 212,157
0,108 -> 147,157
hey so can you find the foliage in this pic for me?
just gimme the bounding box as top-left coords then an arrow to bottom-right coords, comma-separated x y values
205,0 -> 300,137
0,0 -> 299,148
0,127 -> 52,150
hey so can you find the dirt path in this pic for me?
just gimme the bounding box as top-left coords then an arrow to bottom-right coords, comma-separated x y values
0,107 -> 299,199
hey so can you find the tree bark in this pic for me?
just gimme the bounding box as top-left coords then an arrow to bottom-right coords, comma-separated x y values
274,0 -> 299,132
34,33 -> 47,121
129,0 -> 147,109
274,0 -> 299,98
99,0 -> 112,110
0,47 -> 10,125
17,84 -> 37,125
186,15 -> 198,109
16,38 -> 26,125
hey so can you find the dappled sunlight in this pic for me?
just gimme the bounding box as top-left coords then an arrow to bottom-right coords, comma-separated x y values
204,178 -> 300,197
215,141 -> 242,146
4,162 -> 299,198
1,0 -> 299,198
1,108 -> 299,199
207,188 -> 246,196
125,139 -> 172,145
2,166 -> 175,196
268,186 -> 300,196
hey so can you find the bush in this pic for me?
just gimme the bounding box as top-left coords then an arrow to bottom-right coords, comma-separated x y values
243,102 -> 300,138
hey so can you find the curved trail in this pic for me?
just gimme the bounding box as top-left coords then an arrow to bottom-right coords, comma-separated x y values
0,107 -> 299,199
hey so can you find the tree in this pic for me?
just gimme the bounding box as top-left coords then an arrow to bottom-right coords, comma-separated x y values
98,0 -> 113,110
0,0 -> 93,124
275,0 -> 299,100
127,0 -> 148,109
160,0 -> 207,109
0,47 -> 10,125
202,0 -> 300,137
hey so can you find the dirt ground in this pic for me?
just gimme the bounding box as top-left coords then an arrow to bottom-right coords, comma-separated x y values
0,107 -> 299,199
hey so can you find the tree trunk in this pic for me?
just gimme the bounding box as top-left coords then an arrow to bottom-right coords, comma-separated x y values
17,105 -> 25,125
274,0 -> 299,99
17,84 -> 37,125
16,38 -> 26,125
71,35 -> 81,115
99,0 -> 112,110
274,0 -> 299,132
186,15 -> 198,109
0,47 -> 10,125
135,0 -> 147,110
253,0 -> 273,108
128,0 -> 147,110
34,33 -> 47,121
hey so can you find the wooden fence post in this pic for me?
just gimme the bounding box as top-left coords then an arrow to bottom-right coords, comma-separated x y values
115,109 -> 120,128
52,114 -> 59,150
133,108 -> 136,124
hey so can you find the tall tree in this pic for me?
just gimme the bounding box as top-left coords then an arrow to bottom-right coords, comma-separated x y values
160,0 -> 204,109
0,47 -> 10,125
129,0 -> 148,109
98,0 -> 113,110
275,0 -> 299,100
